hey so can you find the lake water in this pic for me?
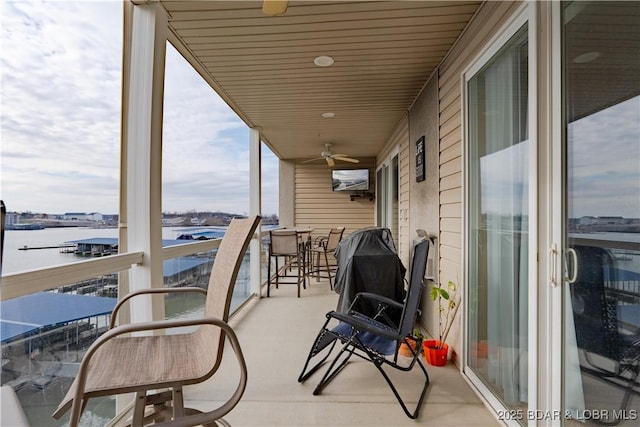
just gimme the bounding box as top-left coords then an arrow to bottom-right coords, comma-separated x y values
2,226 -> 201,275
1,226 -> 254,427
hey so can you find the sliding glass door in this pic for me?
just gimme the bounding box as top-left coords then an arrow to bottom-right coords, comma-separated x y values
466,21 -> 531,420
562,2 -> 640,425
377,153 -> 399,241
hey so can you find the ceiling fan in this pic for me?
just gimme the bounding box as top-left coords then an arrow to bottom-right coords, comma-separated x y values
301,144 -> 360,167
262,0 -> 288,16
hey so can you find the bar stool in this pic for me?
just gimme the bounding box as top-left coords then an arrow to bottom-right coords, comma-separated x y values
267,230 -> 306,297
310,227 -> 345,289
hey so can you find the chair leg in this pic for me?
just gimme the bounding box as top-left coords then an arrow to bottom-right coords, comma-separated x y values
303,249 -> 309,288
267,255 -> 271,297
131,391 -> 147,427
172,386 -> 184,419
371,355 -> 430,419
299,252 -> 306,290
323,250 -> 333,289
313,341 -> 356,396
315,251 -> 321,282
297,256 -> 301,298
298,330 -> 339,383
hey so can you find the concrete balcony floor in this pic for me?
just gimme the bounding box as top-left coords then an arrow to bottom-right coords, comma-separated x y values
183,275 -> 500,426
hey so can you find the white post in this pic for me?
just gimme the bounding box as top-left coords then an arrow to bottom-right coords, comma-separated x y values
249,128 -> 263,296
123,2 -> 167,324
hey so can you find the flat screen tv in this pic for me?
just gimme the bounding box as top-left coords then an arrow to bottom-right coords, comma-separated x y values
332,169 -> 369,192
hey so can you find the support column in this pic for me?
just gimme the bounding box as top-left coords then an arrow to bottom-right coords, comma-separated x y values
122,2 -> 167,324
249,128 -> 263,296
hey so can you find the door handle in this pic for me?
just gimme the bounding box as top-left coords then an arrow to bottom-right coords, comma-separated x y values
566,247 -> 578,284
549,244 -> 558,287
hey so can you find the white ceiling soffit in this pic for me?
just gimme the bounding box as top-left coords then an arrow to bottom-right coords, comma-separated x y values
161,0 -> 482,160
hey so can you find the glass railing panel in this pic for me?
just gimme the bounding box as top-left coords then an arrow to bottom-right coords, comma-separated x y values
1,245 -> 260,426
162,247 -> 253,328
1,281 -> 118,426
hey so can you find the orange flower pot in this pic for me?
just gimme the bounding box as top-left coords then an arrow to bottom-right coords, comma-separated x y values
423,340 -> 448,366
399,339 -> 420,357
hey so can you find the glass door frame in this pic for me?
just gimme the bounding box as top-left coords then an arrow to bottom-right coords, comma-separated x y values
546,1 -> 564,424
376,148 -> 400,240
461,3 -> 539,424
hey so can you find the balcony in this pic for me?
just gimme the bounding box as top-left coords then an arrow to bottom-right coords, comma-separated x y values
179,280 -> 498,427
1,233 -> 497,426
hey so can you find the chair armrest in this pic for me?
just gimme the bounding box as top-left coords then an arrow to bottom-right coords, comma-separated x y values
313,237 -> 328,249
110,287 -> 207,329
327,310 -> 400,341
350,292 -> 404,311
69,316 -> 247,427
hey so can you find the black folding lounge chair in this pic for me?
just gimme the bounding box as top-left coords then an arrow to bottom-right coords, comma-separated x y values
298,239 -> 430,419
569,245 -> 640,424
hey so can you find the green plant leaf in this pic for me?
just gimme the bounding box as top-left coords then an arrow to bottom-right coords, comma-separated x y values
430,287 -> 439,301
440,289 -> 450,300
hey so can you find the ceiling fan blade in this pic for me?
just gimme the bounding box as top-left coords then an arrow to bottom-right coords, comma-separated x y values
327,157 -> 336,167
333,156 -> 360,164
300,157 -> 324,164
263,0 -> 288,16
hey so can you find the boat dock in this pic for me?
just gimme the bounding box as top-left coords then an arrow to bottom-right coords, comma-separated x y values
18,244 -> 76,251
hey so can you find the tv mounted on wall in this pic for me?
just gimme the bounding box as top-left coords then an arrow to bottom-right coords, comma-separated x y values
332,169 -> 369,192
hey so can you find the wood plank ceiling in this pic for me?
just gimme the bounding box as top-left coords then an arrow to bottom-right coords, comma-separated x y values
159,0 -> 482,161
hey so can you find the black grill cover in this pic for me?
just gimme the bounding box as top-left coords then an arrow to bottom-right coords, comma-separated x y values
333,227 -> 407,316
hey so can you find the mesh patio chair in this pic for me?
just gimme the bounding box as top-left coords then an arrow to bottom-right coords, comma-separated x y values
298,239 -> 430,419
53,215 -> 261,427
309,227 -> 345,289
295,229 -> 312,278
267,229 -> 306,297
569,245 -> 640,423
280,228 -> 313,285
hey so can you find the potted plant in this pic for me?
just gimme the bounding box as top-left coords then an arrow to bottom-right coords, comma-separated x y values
423,280 -> 460,366
399,328 -> 424,357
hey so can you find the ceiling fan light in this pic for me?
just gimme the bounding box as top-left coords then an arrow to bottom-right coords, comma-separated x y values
321,112 -> 335,118
262,0 -> 288,16
314,56 -> 334,67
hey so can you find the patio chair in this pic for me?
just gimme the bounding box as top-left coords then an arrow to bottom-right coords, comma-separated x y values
53,215 -> 261,427
569,245 -> 640,422
267,229 -> 307,298
309,227 -> 345,289
280,228 -> 312,283
298,239 -> 430,419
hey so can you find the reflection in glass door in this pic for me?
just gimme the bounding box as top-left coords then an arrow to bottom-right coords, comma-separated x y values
376,154 -> 399,241
466,23 -> 529,420
562,2 -> 640,425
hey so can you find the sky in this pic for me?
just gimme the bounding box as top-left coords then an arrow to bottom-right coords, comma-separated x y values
0,0 -> 279,216
567,96 -> 640,219
478,95 -> 640,219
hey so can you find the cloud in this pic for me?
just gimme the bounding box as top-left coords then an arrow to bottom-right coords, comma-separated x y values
568,96 -> 640,218
1,0 -> 279,215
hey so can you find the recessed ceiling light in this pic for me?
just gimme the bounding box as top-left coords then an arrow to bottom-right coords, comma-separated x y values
321,112 -> 335,118
573,51 -> 601,64
314,56 -> 334,67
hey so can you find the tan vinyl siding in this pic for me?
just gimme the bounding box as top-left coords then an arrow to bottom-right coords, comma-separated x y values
398,124 -> 410,265
377,115 -> 410,264
294,160 -> 375,239
437,1 -> 518,286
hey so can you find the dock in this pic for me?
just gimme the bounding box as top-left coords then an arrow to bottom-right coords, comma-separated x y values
18,244 -> 76,251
